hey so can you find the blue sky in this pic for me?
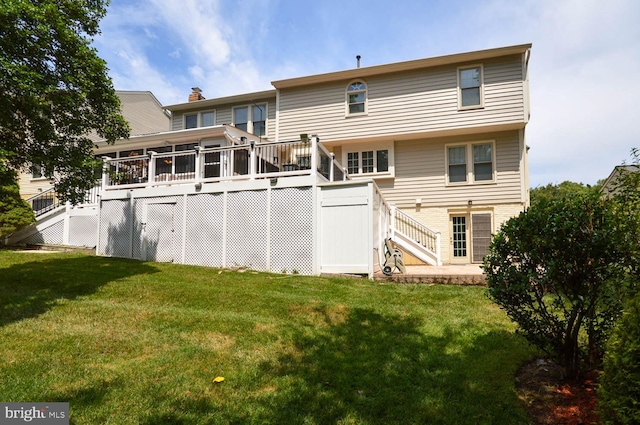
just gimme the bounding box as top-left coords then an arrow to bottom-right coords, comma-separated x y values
93,0 -> 640,187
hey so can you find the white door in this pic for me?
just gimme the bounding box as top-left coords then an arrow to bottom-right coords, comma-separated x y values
142,202 -> 176,262
450,215 -> 469,263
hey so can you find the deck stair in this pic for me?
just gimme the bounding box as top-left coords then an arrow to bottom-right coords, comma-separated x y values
390,207 -> 442,266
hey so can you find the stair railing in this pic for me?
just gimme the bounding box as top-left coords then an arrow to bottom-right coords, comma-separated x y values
391,206 -> 440,254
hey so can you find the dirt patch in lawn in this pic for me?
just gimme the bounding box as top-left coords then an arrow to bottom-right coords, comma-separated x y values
516,359 -> 600,425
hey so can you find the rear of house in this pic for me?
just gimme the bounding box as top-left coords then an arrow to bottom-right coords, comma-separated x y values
269,44 -> 531,264
12,44 -> 532,272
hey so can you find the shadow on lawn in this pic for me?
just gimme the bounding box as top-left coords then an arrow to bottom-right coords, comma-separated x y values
140,305 -> 531,424
251,307 -> 530,425
0,255 -> 158,327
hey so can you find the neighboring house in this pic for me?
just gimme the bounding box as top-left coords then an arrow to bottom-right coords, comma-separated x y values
18,91 -> 170,199
601,164 -> 638,197
11,44 -> 532,276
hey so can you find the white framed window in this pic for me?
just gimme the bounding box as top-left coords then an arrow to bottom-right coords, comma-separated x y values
185,113 -> 197,129
184,110 -> 216,129
233,104 -> 267,136
458,65 -> 483,109
446,140 -> 495,184
343,142 -> 393,177
201,111 -> 215,127
346,80 -> 367,115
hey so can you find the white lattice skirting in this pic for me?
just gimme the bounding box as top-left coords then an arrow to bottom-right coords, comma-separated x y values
97,187 -> 315,275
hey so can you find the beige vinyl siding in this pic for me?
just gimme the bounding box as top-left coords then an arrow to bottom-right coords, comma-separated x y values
18,171 -> 54,199
374,130 -> 523,208
278,55 -> 525,142
171,99 -> 277,138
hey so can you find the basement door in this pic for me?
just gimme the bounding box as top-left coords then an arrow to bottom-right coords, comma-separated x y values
450,213 -> 492,264
142,202 -> 177,262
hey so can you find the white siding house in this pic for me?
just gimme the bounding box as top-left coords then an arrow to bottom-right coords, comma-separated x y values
12,44 -> 532,275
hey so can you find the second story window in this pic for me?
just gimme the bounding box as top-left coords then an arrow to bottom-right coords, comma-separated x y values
233,107 -> 248,132
347,81 -> 367,115
185,114 -> 198,129
233,104 -> 267,136
458,65 -> 483,109
184,111 -> 216,129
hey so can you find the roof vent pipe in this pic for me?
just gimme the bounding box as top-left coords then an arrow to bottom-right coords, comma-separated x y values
356,55 -> 361,68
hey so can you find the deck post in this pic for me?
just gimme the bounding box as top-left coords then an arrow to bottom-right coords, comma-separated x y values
329,152 -> 335,181
102,157 -> 111,188
310,135 -> 318,176
249,141 -> 256,180
193,146 -> 201,185
147,151 -> 156,185
390,204 -> 397,240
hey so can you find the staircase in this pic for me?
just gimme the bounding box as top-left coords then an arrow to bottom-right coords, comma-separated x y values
390,207 -> 441,266
6,185 -> 101,247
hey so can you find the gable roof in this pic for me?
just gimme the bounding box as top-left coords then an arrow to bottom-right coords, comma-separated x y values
164,89 -> 277,113
272,44 -> 532,89
117,91 -> 170,136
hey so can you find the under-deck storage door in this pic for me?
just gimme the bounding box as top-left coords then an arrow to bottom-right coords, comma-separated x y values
143,202 -> 176,262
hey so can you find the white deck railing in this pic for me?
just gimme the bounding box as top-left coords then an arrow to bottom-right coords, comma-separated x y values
101,136 -> 348,190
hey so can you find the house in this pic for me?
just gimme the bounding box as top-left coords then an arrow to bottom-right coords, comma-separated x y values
10,44 -> 532,276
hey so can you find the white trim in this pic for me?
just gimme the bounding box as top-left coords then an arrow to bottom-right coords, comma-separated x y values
232,103 -> 268,137
457,64 -> 484,110
184,110 -> 216,129
341,141 -> 395,178
445,139 -> 496,185
345,79 -> 368,117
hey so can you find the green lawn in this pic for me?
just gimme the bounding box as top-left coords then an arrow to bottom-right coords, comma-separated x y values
0,251 -> 537,424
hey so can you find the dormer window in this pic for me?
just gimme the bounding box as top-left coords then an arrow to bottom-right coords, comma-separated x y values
347,81 -> 367,115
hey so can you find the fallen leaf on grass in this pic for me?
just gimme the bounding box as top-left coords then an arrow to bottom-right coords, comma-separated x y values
213,376 -> 225,383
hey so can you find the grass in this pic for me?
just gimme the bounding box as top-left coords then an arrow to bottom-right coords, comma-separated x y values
0,251 -> 537,424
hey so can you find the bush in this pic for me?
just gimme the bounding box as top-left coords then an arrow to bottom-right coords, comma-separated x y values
0,161 -> 35,238
598,292 -> 640,424
483,193 -> 634,378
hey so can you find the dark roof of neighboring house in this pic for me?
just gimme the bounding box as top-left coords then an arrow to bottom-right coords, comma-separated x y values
89,91 -> 170,142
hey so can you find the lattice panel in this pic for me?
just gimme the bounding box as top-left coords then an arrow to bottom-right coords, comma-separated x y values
226,190 -> 268,270
184,193 -> 224,267
68,215 -> 98,247
98,200 -> 131,257
23,220 -> 64,246
270,187 -> 314,275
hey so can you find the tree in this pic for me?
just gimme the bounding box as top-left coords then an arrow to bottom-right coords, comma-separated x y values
0,0 -> 129,204
483,192 -> 636,378
530,181 -> 599,207
0,154 -> 35,239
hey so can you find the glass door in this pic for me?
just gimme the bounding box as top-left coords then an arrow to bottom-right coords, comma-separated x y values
451,215 -> 469,263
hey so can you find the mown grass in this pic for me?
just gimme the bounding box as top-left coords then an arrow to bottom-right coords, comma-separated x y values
0,251 -> 537,424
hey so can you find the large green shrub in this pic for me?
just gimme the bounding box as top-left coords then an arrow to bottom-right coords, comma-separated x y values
483,192 -> 635,378
0,159 -> 34,239
599,292 -> 640,424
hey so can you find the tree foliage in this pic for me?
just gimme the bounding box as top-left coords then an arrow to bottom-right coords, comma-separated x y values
0,154 -> 35,238
530,181 -> 599,207
598,292 -> 640,424
0,0 -> 129,203
483,192 -> 636,378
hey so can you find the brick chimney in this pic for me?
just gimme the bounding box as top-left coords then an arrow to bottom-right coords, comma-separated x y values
188,87 -> 205,102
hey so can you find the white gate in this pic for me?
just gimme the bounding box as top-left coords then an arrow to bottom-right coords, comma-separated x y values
143,202 -> 176,262
319,183 -> 373,275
